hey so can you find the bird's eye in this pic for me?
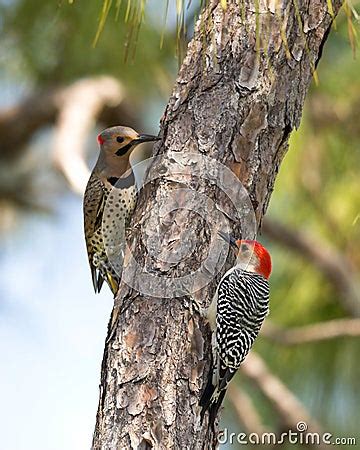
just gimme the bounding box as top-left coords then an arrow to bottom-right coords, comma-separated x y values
241,244 -> 248,252
116,136 -> 124,143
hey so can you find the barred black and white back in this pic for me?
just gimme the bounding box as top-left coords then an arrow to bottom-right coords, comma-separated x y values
200,268 -> 270,430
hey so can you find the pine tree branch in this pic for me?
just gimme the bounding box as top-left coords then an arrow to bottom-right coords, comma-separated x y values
227,384 -> 270,436
241,352 -> 327,449
263,218 -> 360,317
261,319 -> 360,344
53,77 -> 125,194
0,76 -> 135,160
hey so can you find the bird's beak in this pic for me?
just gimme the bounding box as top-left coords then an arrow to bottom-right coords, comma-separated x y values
218,231 -> 238,250
135,134 -> 160,143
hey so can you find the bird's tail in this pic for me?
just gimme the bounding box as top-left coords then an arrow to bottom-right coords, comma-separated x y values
199,365 -> 236,432
91,267 -> 104,293
106,273 -> 119,297
207,390 -> 226,433
199,379 -> 226,434
199,366 -> 226,434
199,372 -> 216,423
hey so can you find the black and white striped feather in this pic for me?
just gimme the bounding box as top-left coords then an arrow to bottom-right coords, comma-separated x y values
200,268 -> 270,430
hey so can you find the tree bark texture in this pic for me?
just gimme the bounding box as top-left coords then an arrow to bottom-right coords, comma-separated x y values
92,1 -> 342,449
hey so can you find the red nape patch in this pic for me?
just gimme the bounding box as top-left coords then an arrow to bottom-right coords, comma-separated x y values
253,242 -> 272,279
97,134 -> 104,145
242,240 -> 272,279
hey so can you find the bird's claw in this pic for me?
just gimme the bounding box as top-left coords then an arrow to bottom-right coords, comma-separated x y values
181,286 -> 205,317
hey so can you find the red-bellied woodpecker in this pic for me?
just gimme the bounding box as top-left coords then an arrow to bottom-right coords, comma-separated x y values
83,125 -> 159,296
200,231 -> 272,430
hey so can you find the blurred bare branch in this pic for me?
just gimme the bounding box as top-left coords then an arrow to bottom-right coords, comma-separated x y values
0,76 -> 135,162
53,77 -> 125,194
0,76 -> 138,215
262,319 -> 360,345
241,353 -> 326,448
263,218 -> 360,317
227,384 -> 270,436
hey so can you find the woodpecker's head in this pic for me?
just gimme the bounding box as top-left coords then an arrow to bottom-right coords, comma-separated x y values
218,231 -> 272,279
97,126 -> 159,158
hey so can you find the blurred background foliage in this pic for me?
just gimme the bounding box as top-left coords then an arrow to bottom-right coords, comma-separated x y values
0,1 -> 359,449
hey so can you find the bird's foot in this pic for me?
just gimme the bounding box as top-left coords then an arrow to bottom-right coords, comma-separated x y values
181,285 -> 206,318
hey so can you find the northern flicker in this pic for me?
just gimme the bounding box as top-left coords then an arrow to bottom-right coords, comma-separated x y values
83,125 -> 159,296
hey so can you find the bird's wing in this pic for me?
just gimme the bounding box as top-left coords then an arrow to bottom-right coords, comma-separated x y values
83,173 -> 107,291
216,270 -> 269,370
216,270 -> 247,364
201,270 -> 269,430
200,269 -> 247,422
84,173 -> 106,237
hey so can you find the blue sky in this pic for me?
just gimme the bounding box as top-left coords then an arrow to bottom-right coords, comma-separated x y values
0,195 -> 112,450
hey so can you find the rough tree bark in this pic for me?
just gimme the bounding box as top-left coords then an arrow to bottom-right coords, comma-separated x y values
92,1 -> 342,449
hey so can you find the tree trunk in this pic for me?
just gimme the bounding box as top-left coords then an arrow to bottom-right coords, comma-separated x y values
92,1 -> 342,449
